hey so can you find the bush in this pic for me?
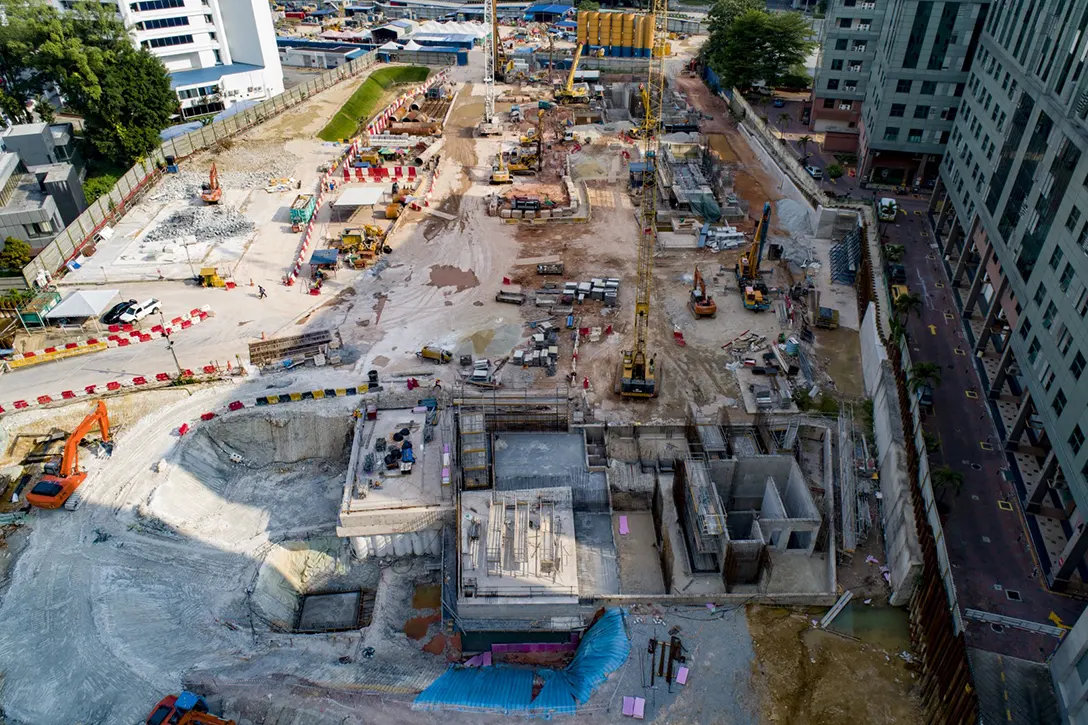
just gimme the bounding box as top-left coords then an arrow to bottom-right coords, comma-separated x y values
825,163 -> 844,180
318,66 -> 431,142
83,173 -> 118,204
0,237 -> 32,271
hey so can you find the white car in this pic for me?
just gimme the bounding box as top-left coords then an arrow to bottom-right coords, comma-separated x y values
118,298 -> 161,323
805,165 -> 823,180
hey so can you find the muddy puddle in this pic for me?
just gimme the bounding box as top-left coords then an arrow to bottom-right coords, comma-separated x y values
428,265 -> 479,291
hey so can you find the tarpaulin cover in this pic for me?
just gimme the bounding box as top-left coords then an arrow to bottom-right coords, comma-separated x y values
309,249 -> 339,266
413,608 -> 629,715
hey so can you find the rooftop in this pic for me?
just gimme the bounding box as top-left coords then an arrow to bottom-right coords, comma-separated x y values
461,487 -> 580,601
170,62 -> 265,90
340,409 -> 439,514
1,122 -> 48,138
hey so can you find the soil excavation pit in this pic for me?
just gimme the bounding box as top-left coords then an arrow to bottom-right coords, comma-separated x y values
295,589 -> 376,633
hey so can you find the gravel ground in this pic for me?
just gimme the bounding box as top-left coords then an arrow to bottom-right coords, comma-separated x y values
142,204 -> 256,244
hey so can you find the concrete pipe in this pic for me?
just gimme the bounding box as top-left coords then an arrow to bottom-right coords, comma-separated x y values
352,536 -> 372,558
409,95 -> 426,111
410,532 -> 424,556
413,140 -> 443,166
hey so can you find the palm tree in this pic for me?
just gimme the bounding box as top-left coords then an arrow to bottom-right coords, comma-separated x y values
909,361 -> 942,393
888,317 -> 907,345
931,465 -> 965,506
894,292 -> 923,322
798,135 -> 813,156
884,243 -> 906,263
778,112 -> 792,129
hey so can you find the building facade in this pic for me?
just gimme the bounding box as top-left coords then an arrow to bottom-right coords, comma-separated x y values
857,0 -> 991,188
810,0 -> 889,152
53,0 -> 284,118
933,0 -> 1088,593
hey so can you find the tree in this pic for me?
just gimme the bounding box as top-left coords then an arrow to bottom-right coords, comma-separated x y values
894,292 -> 923,323
825,163 -> 844,180
0,237 -> 33,271
932,466 -> 965,506
777,112 -> 791,128
923,431 -> 941,453
576,0 -> 600,10
888,317 -> 907,345
706,10 -> 816,91
707,0 -> 765,35
883,243 -> 906,262
909,361 -> 943,393
798,134 -> 813,156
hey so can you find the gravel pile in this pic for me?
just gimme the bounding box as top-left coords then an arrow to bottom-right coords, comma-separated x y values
144,205 -> 255,243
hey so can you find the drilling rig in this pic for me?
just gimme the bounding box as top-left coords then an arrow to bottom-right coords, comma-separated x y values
617,2 -> 667,398
476,0 -> 502,136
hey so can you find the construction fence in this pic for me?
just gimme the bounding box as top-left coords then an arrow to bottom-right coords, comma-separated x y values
19,50 -> 380,290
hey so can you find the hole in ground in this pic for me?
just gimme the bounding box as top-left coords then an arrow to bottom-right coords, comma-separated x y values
1006,590 -> 1022,601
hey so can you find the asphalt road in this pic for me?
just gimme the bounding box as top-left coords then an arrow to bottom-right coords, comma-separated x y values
884,198 -> 1082,661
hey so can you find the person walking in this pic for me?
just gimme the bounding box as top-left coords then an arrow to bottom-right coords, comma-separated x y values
258,285 -> 267,299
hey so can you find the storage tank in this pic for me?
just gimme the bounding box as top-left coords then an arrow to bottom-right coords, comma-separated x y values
577,10 -> 588,44
642,14 -> 655,58
621,12 -> 634,57
587,10 -> 600,46
610,13 -> 623,52
632,16 -> 644,56
598,11 -> 611,49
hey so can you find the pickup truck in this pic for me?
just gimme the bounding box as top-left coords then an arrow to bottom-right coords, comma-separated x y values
118,298 -> 162,324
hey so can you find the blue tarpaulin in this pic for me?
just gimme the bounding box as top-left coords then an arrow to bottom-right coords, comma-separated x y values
160,122 -> 203,141
413,608 -> 630,715
309,249 -> 339,266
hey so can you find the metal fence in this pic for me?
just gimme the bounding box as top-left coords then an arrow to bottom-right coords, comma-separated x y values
21,50 -> 380,289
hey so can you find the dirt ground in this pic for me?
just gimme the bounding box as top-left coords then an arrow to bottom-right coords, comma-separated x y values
747,605 -> 922,725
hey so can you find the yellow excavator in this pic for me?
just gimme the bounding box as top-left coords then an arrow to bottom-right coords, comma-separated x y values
617,6 -> 667,399
736,201 -> 772,311
555,44 -> 589,105
490,147 -> 512,184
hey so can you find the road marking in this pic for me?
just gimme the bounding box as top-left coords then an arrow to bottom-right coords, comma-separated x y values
926,253 -> 936,260
914,210 -> 924,215
980,441 -> 994,450
935,282 -> 945,288
929,324 -> 937,335
998,500 -> 1014,511
1049,612 -> 1072,630
944,312 -> 955,320
954,348 -> 966,356
966,390 -> 979,399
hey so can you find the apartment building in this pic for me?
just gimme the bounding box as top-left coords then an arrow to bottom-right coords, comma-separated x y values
933,0 -> 1088,593
810,0 -> 887,153
54,0 -> 284,118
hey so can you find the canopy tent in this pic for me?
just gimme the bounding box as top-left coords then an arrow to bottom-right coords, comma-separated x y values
378,40 -> 403,50
45,290 -> 120,320
402,40 -> 423,51
309,249 -> 339,266
333,186 -> 386,208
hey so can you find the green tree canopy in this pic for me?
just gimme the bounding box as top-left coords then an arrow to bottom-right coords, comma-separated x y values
706,10 -> 816,91
707,0 -> 765,35
0,237 -> 33,271
0,0 -> 177,165
576,0 -> 600,10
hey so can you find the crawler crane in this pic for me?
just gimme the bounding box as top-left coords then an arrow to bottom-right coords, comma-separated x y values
617,3 -> 667,398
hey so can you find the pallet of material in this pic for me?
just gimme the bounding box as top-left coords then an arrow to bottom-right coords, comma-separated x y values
248,330 -> 334,367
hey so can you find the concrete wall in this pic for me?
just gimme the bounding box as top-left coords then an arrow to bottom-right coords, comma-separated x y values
1052,606 -> 1088,724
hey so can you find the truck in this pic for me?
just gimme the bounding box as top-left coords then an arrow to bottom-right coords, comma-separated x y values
495,289 -> 527,305
417,345 -> 452,363
290,193 -> 317,227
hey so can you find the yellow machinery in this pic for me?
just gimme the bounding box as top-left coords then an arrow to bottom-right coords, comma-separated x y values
618,4 -> 666,399
340,226 -> 385,267
199,267 -> 225,288
555,44 -> 589,104
735,201 -> 772,311
490,148 -> 512,184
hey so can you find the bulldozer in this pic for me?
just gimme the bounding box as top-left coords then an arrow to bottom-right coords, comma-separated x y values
25,400 -> 112,510
200,163 -> 222,204
688,266 -> 716,318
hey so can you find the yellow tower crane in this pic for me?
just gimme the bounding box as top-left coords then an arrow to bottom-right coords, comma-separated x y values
617,2 -> 667,398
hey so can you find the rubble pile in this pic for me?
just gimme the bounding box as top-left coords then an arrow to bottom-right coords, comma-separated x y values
144,205 -> 255,244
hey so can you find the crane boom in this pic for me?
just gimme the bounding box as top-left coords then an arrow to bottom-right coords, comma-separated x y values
619,3 -> 667,398
565,43 -> 584,92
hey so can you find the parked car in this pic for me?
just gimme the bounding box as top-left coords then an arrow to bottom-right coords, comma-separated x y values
805,165 -> 823,180
891,284 -> 910,303
886,264 -> 907,284
917,384 -> 934,412
118,298 -> 161,323
772,97 -> 786,108
102,299 -> 138,324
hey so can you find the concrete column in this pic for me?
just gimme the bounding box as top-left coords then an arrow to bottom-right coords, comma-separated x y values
942,215 -> 963,258
1008,391 -> 1034,444
988,343 -> 1016,399
962,244 -> 994,318
975,276 -> 1010,353
929,177 -> 946,216
950,231 -> 972,284
1052,522 -> 1088,590
1026,449 -> 1059,514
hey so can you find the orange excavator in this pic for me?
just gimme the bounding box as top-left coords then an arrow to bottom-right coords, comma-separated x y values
146,692 -> 235,725
200,163 -> 222,204
25,400 -> 112,510
689,266 -> 717,318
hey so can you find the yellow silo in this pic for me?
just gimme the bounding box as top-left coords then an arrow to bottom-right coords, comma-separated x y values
642,15 -> 655,56
620,13 -> 634,55
587,11 -> 599,47
610,13 -> 623,49
632,16 -> 644,54
598,11 -> 612,48
577,11 -> 588,45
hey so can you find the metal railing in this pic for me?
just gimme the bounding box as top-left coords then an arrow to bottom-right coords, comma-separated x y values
20,50 -> 380,288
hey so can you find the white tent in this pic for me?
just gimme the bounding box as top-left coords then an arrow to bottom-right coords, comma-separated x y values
45,290 -> 120,320
378,40 -> 403,51
402,40 -> 423,51
333,186 -> 386,208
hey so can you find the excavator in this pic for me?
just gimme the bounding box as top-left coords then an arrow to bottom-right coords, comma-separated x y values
200,163 -> 222,204
617,3 -> 667,399
554,44 -> 589,105
26,400 -> 112,510
688,266 -> 716,318
490,147 -> 512,184
735,201 -> 772,311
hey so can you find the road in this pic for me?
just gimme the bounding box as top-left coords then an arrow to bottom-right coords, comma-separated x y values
883,198 -> 1082,660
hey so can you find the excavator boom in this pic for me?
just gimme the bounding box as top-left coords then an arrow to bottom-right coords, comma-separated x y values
26,400 -> 111,510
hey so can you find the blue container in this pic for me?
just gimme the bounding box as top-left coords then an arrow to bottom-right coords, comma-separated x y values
785,337 -> 799,355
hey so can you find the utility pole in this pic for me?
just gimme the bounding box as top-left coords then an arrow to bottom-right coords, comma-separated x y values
159,309 -> 183,377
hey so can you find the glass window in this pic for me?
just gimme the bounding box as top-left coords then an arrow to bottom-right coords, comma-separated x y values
1073,351 -> 1086,379
1028,336 -> 1041,364
831,59 -> 844,71
827,79 -> 840,90
1069,425 -> 1084,455
1043,301 -> 1058,328
835,38 -> 849,51
1054,389 -> 1067,417
921,81 -> 938,94
823,97 -> 836,108
908,128 -> 924,143
1020,317 -> 1032,340
844,80 -> 858,90
884,127 -> 900,141
896,79 -> 913,93
1050,246 -> 1065,270
1068,207 -> 1082,231
1061,263 -> 1076,293
890,103 -> 905,117
914,105 -> 931,119
1035,282 -> 1047,305
840,17 -> 853,28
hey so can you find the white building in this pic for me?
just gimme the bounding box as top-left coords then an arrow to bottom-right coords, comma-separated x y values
55,0 -> 285,118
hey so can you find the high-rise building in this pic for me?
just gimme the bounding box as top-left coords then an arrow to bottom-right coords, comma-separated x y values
933,0 -> 1088,592
812,1 -> 991,187
52,0 -> 284,119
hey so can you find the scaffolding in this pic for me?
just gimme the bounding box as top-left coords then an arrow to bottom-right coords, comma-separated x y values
452,385 -> 572,433
459,409 -> 489,490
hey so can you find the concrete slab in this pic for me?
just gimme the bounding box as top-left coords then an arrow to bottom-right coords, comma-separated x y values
297,591 -> 362,631
614,511 -> 666,594
574,512 -> 620,596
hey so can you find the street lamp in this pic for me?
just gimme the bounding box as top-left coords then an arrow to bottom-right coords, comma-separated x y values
159,309 -> 183,377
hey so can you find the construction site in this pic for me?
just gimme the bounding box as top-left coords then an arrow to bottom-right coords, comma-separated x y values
0,4 -> 925,725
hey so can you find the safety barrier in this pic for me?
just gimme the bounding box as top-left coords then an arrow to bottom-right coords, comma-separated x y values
4,307 -> 212,370
175,384 -> 371,436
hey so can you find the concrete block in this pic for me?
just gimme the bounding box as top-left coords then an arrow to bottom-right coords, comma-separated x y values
524,211 -> 536,219
500,209 -> 512,218
540,209 -> 552,219
511,210 -> 523,219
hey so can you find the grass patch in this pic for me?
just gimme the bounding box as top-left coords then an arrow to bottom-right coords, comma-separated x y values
318,66 -> 431,143
82,157 -> 129,204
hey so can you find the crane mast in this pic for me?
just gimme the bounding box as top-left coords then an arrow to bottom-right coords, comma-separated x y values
619,1 -> 667,398
483,0 -> 497,124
